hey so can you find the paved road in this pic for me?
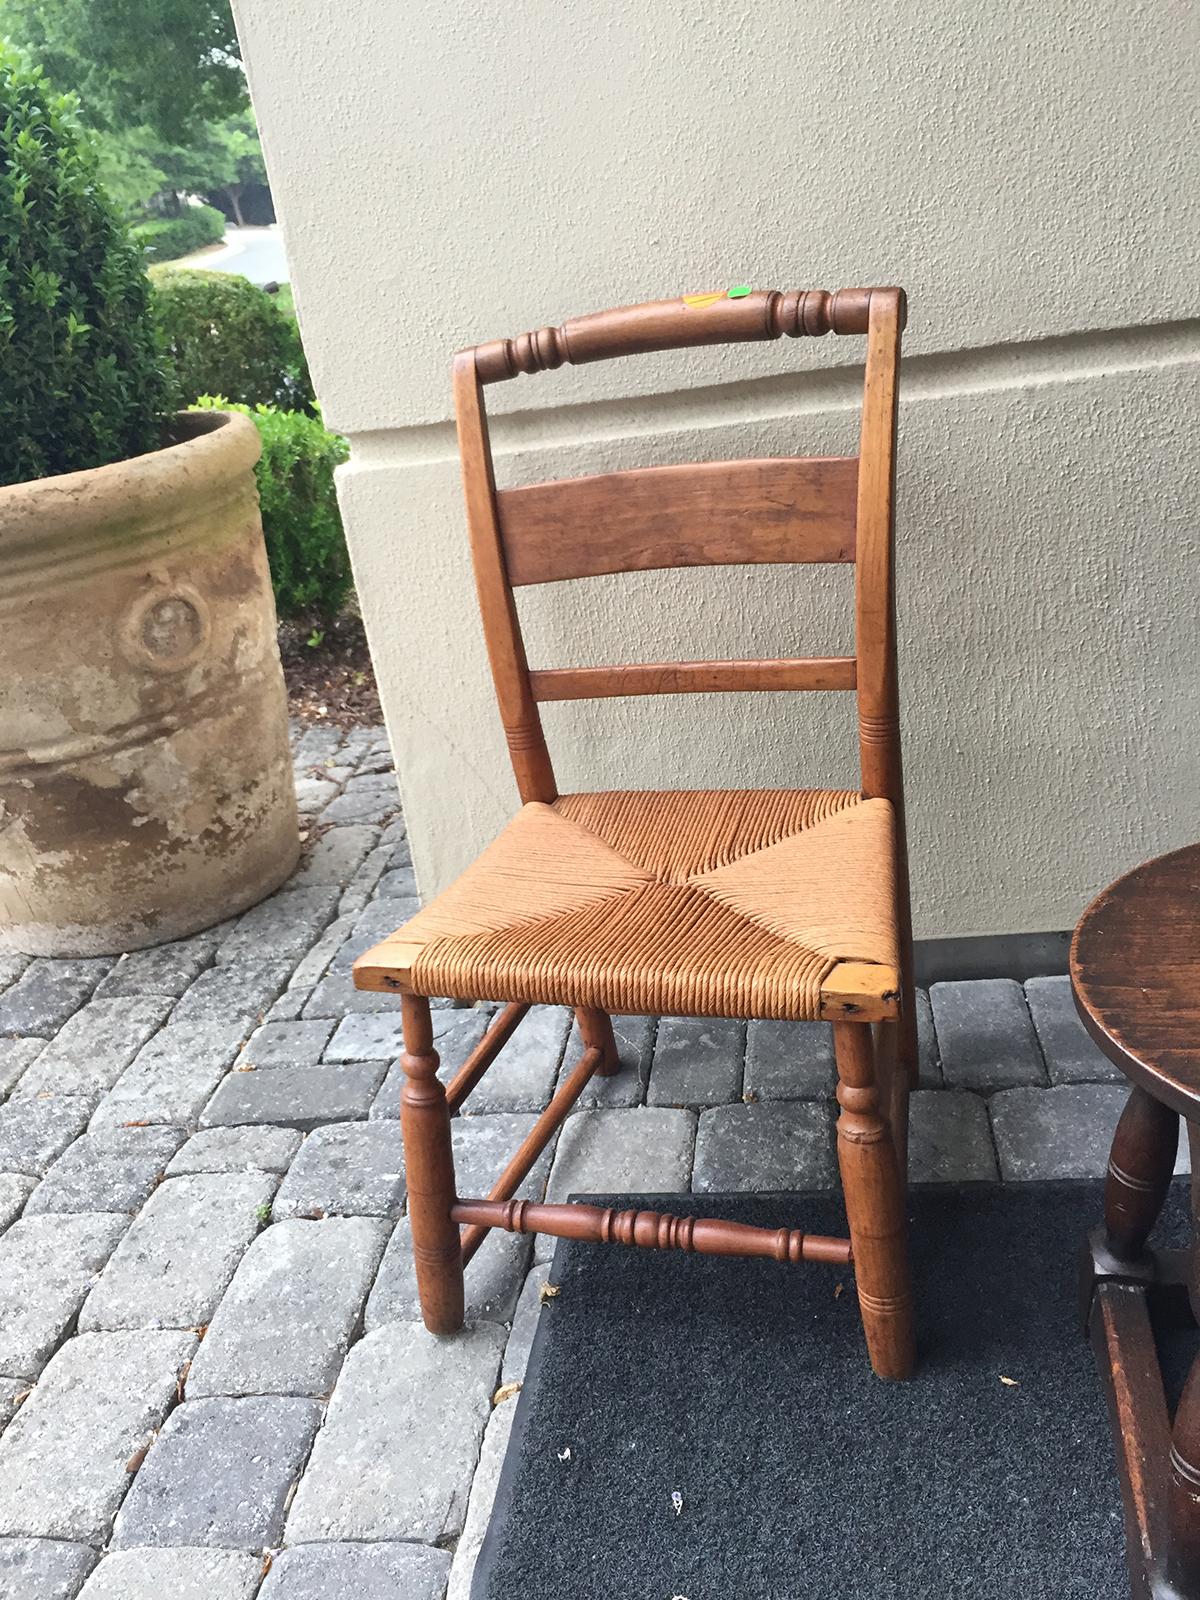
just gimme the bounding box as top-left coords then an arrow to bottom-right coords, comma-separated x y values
175,224 -> 289,286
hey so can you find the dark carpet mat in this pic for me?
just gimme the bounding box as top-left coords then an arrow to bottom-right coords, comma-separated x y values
473,1181 -> 1196,1600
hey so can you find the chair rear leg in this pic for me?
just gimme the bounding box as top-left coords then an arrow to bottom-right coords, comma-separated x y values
876,1019 -> 911,1177
576,1007 -> 620,1076
834,1020 -> 915,1379
400,993 -> 464,1334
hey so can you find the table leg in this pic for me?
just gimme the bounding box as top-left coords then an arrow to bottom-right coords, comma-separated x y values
1157,1118 -> 1200,1598
1163,1354 -> 1200,1598
1105,1087 -> 1178,1265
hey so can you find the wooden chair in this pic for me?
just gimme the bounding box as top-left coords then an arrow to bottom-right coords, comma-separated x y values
356,285 -> 918,1379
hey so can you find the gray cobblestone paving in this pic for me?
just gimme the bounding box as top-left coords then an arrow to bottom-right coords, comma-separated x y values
648,1016 -> 745,1107
0,1330 -> 195,1543
692,1100 -> 837,1191
236,1020 -> 335,1069
0,1378 -> 27,1434
271,1122 -> 405,1220
171,962 -> 294,1028
186,1217 -> 388,1398
743,1018 -> 834,1101
199,1062 -> 386,1131
0,959 -> 113,1038
0,954 -> 32,991
166,1125 -> 303,1176
77,1548 -> 263,1600
89,1022 -> 246,1131
12,999 -> 174,1102
0,1538 -> 96,1599
0,1097 -> 92,1176
214,889 -> 341,967
78,1174 -> 275,1333
0,724 -> 1145,1597
0,1174 -> 35,1232
0,1038 -> 44,1098
284,1321 -> 504,1544
111,1396 -> 321,1551
0,1213 -> 130,1379
260,1543 -> 451,1600
559,1012 -> 653,1109
93,935 -> 220,1002
24,1128 -> 184,1216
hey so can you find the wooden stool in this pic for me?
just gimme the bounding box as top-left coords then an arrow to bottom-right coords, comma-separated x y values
356,287 -> 919,1379
1075,843 -> 1200,1598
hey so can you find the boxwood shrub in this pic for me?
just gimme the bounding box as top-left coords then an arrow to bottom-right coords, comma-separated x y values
153,269 -> 314,413
132,203 -> 226,264
0,47 -> 168,486
194,398 -> 352,619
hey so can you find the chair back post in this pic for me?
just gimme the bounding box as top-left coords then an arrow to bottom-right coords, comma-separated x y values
452,351 -> 558,803
853,287 -> 904,807
852,288 -> 918,1077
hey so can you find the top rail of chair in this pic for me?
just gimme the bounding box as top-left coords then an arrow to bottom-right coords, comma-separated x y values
465,286 -> 906,384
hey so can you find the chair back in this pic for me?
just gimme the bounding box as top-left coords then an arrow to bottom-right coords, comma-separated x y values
452,285 -> 905,815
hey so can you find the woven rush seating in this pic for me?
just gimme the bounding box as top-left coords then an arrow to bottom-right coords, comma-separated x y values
356,285 -> 919,1379
359,789 -> 898,1019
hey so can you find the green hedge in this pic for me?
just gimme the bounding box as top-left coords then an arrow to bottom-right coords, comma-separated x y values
194,399 -> 352,619
153,269 -> 314,412
0,47 -> 167,485
132,203 -> 225,263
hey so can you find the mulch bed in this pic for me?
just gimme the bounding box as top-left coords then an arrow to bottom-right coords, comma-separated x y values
280,613 -> 382,729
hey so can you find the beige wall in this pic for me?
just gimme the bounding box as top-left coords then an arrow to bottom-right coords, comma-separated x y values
233,0 -> 1200,937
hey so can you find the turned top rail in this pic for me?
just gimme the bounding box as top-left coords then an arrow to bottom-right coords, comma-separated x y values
470,286 -> 906,383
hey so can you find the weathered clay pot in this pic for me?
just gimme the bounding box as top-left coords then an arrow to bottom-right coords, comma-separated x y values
0,410 -> 300,955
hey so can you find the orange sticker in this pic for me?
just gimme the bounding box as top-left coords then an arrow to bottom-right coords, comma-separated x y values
682,292 -> 724,310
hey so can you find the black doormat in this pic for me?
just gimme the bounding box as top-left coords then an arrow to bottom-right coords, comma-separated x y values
473,1181 -> 1195,1600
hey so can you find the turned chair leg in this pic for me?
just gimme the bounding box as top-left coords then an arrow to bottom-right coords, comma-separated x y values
1104,1086 -> 1178,1265
400,993 -> 464,1334
576,1006 -> 620,1076
875,1018 -> 911,1178
834,1020 -> 915,1380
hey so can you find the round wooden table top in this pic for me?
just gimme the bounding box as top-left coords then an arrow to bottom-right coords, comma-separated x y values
1071,842 -> 1200,1118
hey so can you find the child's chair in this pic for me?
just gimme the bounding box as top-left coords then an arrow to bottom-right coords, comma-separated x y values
356,286 -> 917,1378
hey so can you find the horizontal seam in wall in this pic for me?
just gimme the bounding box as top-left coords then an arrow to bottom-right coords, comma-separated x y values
344,317 -> 1200,468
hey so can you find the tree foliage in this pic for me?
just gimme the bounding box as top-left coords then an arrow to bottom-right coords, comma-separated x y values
94,109 -> 266,220
0,0 -> 245,144
0,45 -> 168,485
1,0 -> 268,227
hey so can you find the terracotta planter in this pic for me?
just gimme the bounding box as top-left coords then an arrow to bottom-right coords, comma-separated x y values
0,410 -> 300,955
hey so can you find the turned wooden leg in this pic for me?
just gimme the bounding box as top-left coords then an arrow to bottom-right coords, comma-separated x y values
400,993 -> 464,1334
1167,1347 -> 1200,1595
576,1007 -> 620,1076
1164,1118 -> 1200,1596
1104,1086 -> 1178,1265
874,1020 -> 910,1178
834,1020 -> 916,1379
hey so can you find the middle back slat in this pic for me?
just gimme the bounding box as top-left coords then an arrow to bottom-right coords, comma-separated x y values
496,456 -> 858,587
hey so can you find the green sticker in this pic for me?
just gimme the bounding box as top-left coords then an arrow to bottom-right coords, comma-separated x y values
727,284 -> 752,298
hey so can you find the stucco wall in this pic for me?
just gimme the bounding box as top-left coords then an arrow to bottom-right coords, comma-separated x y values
233,0 -> 1200,936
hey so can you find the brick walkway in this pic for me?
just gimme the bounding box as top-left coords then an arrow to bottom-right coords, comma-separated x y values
0,724 -> 1159,1599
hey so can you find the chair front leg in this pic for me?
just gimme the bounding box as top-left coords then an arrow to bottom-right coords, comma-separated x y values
401,993 -> 464,1334
834,1019 -> 915,1379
